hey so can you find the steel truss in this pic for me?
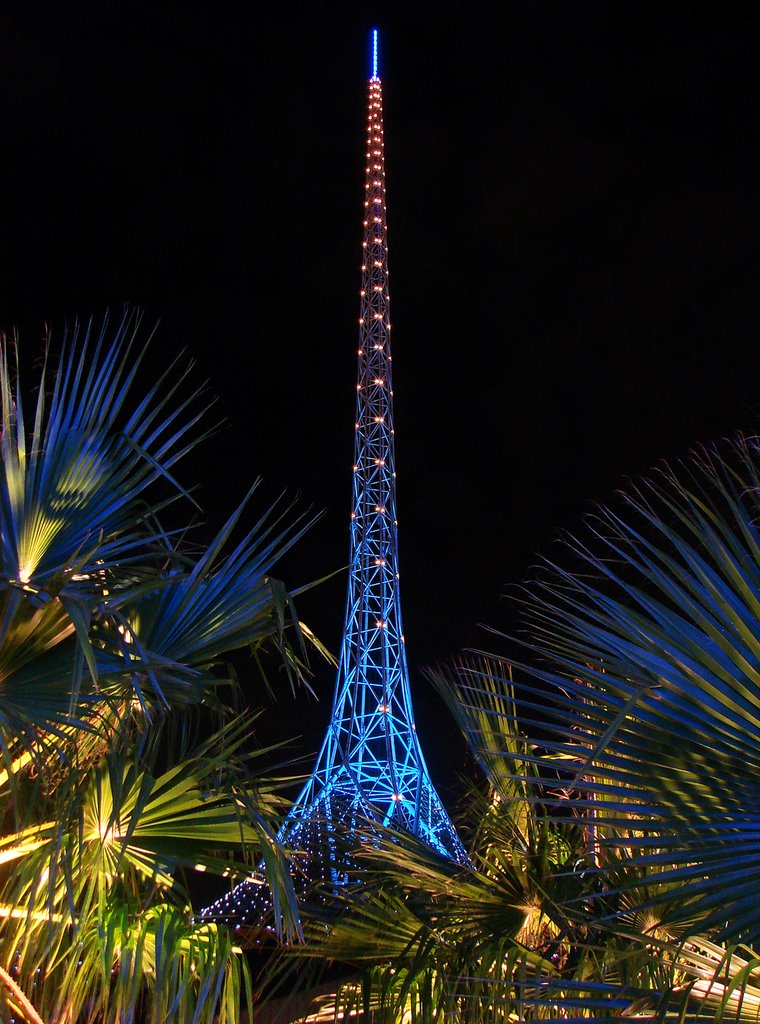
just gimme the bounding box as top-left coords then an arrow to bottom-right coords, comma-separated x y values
288,72 -> 465,866
200,50 -> 465,927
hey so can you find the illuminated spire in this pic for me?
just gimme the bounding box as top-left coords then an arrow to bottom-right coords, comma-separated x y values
200,32 -> 465,926
287,26 -> 465,867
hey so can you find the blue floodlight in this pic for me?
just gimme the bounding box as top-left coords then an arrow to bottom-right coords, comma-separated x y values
371,28 -> 379,79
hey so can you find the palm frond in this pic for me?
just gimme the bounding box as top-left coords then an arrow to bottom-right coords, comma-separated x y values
462,435 -> 760,943
0,317 -> 322,1021
0,312 -> 209,595
104,488 -> 317,702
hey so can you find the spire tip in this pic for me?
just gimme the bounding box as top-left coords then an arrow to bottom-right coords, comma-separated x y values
371,28 -> 379,80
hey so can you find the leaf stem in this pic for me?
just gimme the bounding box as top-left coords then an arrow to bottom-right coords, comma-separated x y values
0,965 -> 46,1024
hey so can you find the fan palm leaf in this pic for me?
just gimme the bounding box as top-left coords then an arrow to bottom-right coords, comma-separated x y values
486,436 -> 760,942
390,435 -> 760,1021
0,315 -> 324,1021
99,487 -> 316,703
0,312 -> 213,747
0,719 -> 298,1019
20,900 -> 251,1024
0,311 -> 208,594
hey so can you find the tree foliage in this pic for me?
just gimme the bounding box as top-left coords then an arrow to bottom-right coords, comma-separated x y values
0,313 -> 315,1023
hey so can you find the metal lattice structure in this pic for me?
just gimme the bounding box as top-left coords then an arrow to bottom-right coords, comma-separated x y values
201,31 -> 465,924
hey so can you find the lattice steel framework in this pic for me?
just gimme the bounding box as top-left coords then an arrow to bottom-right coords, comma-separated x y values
201,32 -> 464,923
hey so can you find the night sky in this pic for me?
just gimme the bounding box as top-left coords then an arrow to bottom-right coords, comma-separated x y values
3,6 -> 760,789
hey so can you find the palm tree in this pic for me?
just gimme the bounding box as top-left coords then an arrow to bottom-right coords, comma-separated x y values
504,435 -> 760,943
274,433 -> 760,1023
0,312 -> 318,1023
486,432 -> 760,1019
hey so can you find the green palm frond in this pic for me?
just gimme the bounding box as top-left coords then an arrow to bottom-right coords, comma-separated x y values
0,312 -> 213,748
0,316 -> 325,1021
460,435 -> 760,944
0,315 -> 322,744
0,601 -> 92,748
0,312 -> 209,595
99,487 -> 317,704
1,717 -> 297,922
6,900 -> 252,1024
428,657 -> 533,809
0,722 -> 299,1018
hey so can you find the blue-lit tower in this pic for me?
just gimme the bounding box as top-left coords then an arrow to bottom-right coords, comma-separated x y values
281,31 -> 465,867
202,31 -> 464,921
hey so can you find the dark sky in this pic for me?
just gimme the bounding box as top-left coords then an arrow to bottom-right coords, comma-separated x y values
2,6 -> 760,788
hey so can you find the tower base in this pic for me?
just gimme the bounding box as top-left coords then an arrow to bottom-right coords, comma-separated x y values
199,779 -> 466,927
